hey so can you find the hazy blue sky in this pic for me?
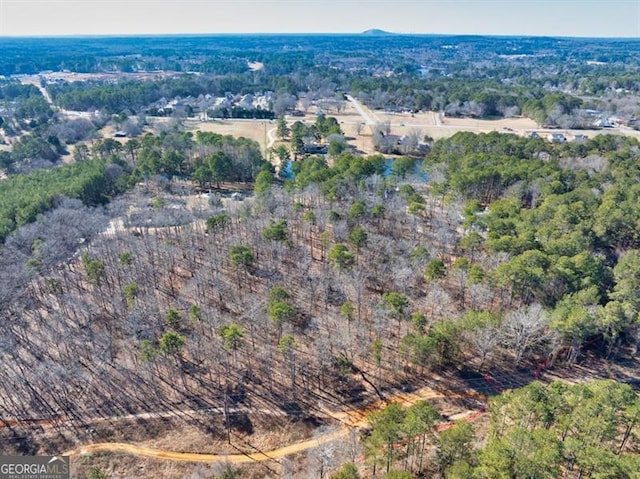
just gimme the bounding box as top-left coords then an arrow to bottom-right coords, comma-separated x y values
1,0 -> 638,37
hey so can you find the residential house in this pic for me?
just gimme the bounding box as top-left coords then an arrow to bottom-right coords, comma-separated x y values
548,133 -> 566,143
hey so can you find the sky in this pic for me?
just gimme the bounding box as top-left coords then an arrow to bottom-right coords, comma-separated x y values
0,0 -> 639,38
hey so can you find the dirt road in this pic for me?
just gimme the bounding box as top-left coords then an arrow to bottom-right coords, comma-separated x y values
63,386 -> 482,463
18,75 -> 93,121
267,127 -> 277,148
65,429 -> 352,464
346,95 -> 377,126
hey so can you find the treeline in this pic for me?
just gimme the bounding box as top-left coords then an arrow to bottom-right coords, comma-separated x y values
357,380 -> 639,478
0,82 -> 41,101
0,158 -> 127,242
0,36 -> 253,75
130,130 -> 269,185
48,76 -> 222,113
1,118 -> 99,174
291,152 -> 385,193
0,82 -> 101,167
48,75 -> 295,114
210,106 -> 275,120
351,76 -> 521,114
352,75 -> 585,124
0,134 -> 63,172
0,125 -> 267,251
0,81 -> 54,133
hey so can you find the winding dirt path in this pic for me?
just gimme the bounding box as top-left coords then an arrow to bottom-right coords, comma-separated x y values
267,126 -> 277,148
63,386 -> 484,463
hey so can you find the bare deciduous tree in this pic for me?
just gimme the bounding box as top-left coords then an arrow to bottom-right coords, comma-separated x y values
500,303 -> 550,367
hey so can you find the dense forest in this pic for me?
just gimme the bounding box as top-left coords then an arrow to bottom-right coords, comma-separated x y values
1,34 -> 638,76
363,379 -> 639,478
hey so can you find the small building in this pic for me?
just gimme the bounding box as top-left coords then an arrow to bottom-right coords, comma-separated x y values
572,134 -> 589,143
527,131 -> 540,139
303,144 -> 328,155
594,118 -> 614,128
548,133 -> 566,143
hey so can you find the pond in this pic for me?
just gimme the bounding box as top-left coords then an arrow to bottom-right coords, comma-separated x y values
383,158 -> 428,182
278,159 -> 427,182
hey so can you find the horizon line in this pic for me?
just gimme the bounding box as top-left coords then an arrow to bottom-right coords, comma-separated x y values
0,31 -> 637,40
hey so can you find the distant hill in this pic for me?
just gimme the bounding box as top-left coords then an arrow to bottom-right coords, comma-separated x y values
361,29 -> 395,36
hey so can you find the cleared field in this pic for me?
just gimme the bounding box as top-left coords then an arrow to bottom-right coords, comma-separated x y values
17,71 -> 178,85
183,118 -> 274,151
